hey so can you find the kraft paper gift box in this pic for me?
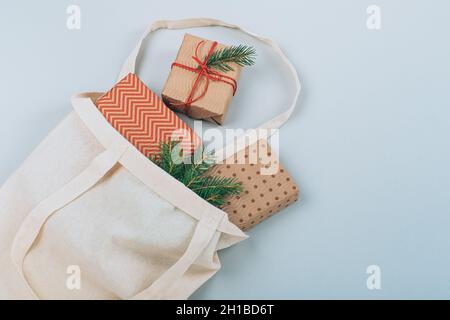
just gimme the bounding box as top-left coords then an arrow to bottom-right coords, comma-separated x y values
162,34 -> 242,125
209,140 -> 300,231
96,73 -> 201,157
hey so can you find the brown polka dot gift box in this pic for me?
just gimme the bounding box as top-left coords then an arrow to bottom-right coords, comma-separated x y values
209,140 -> 300,231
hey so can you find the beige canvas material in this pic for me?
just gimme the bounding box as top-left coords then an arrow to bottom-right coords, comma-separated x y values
1,93 -> 246,300
162,34 -> 242,125
0,18 -> 301,300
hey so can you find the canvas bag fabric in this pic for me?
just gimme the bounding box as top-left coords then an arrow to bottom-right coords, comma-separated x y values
0,18 -> 301,300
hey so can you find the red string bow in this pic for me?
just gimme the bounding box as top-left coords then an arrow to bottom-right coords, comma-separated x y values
171,41 -> 238,108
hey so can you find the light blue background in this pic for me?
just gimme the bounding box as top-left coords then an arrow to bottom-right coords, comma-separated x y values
1,0 -> 449,299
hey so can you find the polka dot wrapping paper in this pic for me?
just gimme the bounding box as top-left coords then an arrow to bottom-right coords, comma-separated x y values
210,140 -> 300,231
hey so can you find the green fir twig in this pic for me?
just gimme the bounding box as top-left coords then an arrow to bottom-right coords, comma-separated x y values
150,141 -> 243,207
206,45 -> 256,72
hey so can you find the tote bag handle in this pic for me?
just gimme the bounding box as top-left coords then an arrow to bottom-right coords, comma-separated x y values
117,18 -> 301,133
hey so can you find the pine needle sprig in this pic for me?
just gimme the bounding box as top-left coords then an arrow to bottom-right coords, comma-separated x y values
151,141 -> 243,207
206,45 -> 256,72
191,176 -> 242,207
151,142 -> 185,180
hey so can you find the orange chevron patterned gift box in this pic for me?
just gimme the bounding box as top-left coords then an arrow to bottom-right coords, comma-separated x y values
96,73 -> 201,157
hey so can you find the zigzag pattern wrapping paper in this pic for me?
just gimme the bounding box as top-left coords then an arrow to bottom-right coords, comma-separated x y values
96,73 -> 201,157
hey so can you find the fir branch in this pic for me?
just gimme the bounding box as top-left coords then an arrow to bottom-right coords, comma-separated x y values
150,141 -> 243,208
206,45 -> 256,72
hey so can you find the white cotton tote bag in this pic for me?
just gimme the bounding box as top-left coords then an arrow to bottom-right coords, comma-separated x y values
0,18 -> 300,300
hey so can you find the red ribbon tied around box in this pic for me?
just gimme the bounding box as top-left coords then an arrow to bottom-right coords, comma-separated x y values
171,41 -> 238,108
